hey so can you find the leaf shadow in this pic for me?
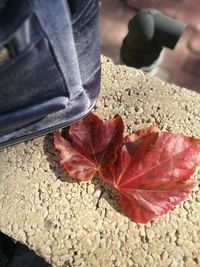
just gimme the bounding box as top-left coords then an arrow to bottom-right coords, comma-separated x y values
42,134 -> 77,184
43,134 -> 125,218
91,176 -> 122,215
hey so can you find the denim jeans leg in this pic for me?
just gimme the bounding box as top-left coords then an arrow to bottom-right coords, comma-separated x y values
0,0 -> 100,148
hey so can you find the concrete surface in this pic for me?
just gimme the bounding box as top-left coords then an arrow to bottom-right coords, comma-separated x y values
0,57 -> 200,267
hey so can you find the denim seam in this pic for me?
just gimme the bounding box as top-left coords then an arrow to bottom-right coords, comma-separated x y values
70,90 -> 87,101
71,0 -> 94,25
34,14 -> 70,98
73,8 -> 98,33
83,66 -> 101,86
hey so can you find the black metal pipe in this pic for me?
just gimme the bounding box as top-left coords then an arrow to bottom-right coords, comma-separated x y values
120,8 -> 187,69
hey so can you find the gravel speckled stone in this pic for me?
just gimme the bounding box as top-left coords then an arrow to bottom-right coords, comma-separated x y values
0,57 -> 200,267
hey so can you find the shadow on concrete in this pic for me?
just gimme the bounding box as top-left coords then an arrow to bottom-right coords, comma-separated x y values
91,176 -> 122,216
43,132 -> 127,220
43,133 -> 77,184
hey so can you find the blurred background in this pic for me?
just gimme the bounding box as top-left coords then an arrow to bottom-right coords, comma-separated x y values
100,0 -> 200,93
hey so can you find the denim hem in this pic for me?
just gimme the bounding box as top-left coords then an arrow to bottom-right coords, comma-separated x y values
0,92 -> 95,149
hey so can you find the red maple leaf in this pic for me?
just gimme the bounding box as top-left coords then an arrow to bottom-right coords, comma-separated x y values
54,113 -> 200,223
54,113 -> 124,180
99,130 -> 200,223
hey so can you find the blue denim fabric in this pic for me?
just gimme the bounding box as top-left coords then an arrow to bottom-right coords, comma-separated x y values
0,0 -> 100,148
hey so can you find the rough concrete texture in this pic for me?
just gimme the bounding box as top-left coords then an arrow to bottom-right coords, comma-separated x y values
0,57 -> 200,267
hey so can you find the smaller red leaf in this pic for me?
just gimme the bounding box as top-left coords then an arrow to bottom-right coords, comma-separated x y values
54,113 -> 124,181
54,131 -> 96,180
